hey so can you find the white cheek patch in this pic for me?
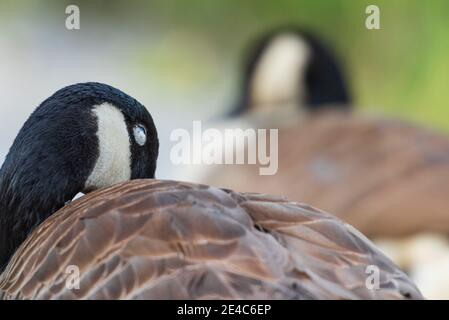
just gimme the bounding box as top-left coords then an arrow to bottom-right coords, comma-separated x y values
250,33 -> 311,111
85,103 -> 131,191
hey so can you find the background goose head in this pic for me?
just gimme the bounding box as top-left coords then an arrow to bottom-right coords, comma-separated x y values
0,82 -> 159,270
230,27 -> 352,117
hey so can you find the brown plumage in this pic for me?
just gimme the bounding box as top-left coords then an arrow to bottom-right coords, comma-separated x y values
202,111 -> 449,238
207,28 -> 449,240
0,179 -> 422,300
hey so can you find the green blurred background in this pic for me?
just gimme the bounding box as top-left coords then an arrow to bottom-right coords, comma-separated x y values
0,0 -> 448,176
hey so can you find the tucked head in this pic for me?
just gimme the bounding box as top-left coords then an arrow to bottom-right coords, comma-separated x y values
18,82 -> 159,192
230,27 -> 352,116
0,82 -> 159,269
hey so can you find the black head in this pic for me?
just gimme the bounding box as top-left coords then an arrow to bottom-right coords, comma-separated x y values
230,27 -> 352,117
0,82 -> 159,269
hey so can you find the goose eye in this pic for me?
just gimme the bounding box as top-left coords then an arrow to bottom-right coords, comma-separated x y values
133,124 -> 147,146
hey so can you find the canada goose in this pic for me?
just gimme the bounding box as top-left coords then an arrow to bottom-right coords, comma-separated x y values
194,28 -> 449,239
0,83 -> 421,299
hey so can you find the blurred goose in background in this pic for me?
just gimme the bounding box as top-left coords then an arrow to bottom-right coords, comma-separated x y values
186,28 -> 449,298
193,27 -> 449,238
0,83 -> 421,299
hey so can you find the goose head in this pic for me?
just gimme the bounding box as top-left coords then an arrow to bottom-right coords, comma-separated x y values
0,82 -> 159,269
230,27 -> 352,117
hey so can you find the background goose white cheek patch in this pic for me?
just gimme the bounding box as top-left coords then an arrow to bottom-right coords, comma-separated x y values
85,103 -> 131,191
251,33 -> 310,109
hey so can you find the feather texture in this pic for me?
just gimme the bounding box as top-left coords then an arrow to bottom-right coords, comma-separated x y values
0,179 -> 421,299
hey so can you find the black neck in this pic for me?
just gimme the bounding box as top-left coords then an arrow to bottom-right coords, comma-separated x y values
0,89 -> 102,271
0,165 -> 78,271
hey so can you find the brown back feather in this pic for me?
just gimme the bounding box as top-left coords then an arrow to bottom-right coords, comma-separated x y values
0,180 -> 421,299
205,112 -> 449,237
